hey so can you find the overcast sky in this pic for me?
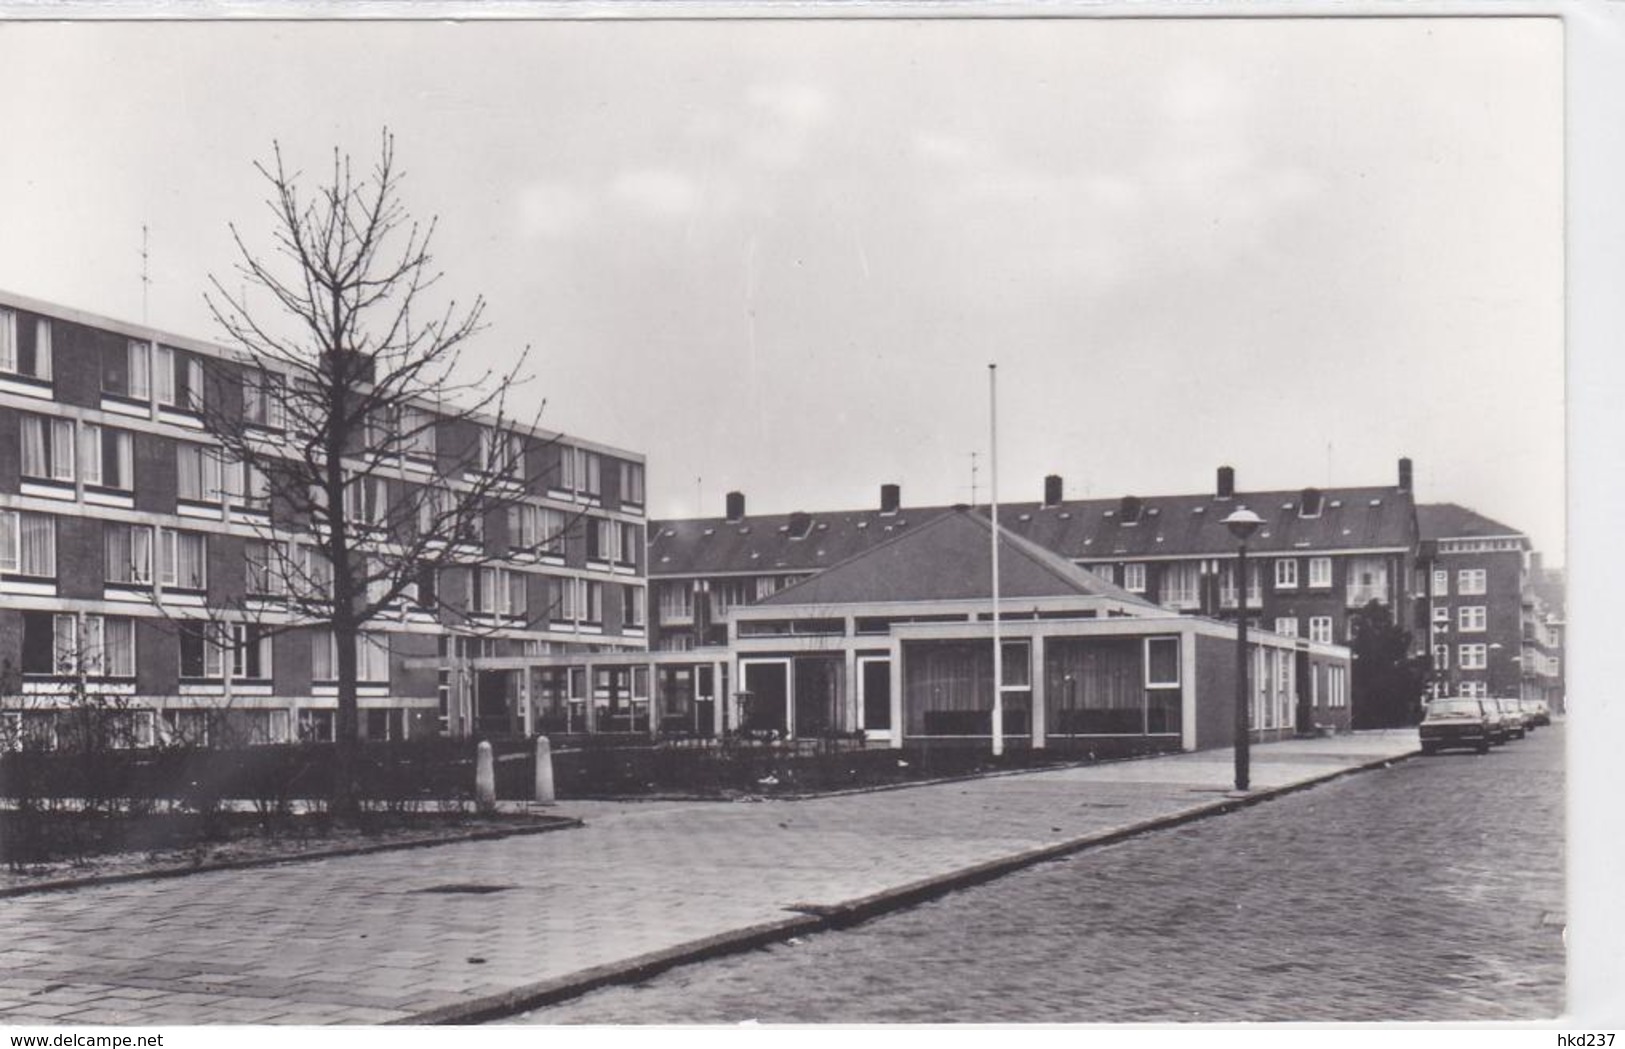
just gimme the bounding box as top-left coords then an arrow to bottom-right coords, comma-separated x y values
0,16 -> 1564,559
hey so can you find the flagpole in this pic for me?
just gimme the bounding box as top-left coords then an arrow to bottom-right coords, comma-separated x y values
989,363 -> 1004,757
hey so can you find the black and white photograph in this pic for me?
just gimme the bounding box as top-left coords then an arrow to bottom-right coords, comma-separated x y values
0,3 -> 1616,1035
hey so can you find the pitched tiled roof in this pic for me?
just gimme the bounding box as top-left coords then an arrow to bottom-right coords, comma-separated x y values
650,484 -> 1418,577
757,508 -> 1161,609
1416,503 -> 1527,542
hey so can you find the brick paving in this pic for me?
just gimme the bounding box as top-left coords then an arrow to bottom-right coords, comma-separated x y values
514,724 -> 1566,1024
0,731 -> 1417,1025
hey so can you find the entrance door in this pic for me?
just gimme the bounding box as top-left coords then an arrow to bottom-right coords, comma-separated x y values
858,657 -> 892,739
741,660 -> 790,736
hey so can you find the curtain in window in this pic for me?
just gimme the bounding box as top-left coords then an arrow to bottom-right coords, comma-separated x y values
0,310 -> 14,371
127,341 -> 151,399
154,346 -> 175,405
32,319 -> 52,380
1045,637 -> 1145,735
52,614 -> 78,674
20,416 -> 48,478
904,641 -> 993,735
312,630 -> 336,680
176,444 -> 205,500
104,618 -> 135,677
19,513 -> 55,577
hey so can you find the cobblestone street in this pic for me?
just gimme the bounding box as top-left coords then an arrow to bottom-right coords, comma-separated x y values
514,724 -> 1565,1024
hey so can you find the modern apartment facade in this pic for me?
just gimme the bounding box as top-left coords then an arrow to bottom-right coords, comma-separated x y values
0,290 -> 647,748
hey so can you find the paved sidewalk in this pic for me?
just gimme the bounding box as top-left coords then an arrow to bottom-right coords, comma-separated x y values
0,731 -> 1417,1025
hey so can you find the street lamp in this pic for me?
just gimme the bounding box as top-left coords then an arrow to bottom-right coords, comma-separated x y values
1224,507 -> 1264,792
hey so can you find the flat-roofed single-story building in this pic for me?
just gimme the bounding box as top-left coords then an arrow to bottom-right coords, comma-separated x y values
464,507 -> 1353,753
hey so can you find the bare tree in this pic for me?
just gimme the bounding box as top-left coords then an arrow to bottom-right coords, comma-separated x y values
199,130 -> 569,815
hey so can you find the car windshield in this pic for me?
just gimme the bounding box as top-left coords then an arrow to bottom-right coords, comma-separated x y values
1429,700 -> 1482,717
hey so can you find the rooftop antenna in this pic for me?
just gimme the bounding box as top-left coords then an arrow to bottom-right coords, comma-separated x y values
139,224 -> 151,325
969,451 -> 980,507
696,477 -> 703,517
1326,441 -> 1334,486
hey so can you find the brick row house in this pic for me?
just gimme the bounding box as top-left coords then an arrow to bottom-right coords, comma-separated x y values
0,290 -> 647,748
641,458 -> 1568,734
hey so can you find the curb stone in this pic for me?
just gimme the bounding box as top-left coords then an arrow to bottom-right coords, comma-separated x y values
0,816 -> 583,899
400,746 -> 1418,1025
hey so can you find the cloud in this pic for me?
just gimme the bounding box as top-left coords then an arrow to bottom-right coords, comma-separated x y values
611,168 -> 701,220
517,180 -> 592,240
740,82 -> 833,169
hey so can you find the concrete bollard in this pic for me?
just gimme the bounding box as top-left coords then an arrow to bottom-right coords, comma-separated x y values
533,735 -> 556,807
475,740 -> 496,813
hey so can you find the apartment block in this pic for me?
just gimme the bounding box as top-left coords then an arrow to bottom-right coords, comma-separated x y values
0,290 -> 647,747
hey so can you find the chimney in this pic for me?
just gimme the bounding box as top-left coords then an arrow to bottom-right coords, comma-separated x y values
1043,474 -> 1063,508
1216,465 -> 1235,500
880,483 -> 901,515
725,491 -> 746,523
1398,457 -> 1413,494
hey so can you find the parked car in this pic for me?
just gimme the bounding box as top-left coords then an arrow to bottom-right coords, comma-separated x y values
1516,698 -> 1540,732
1493,698 -> 1527,741
1419,698 -> 1494,755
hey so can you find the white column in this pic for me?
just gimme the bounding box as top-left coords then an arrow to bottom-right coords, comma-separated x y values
1030,634 -> 1046,749
888,639 -> 904,749
843,639 -> 859,733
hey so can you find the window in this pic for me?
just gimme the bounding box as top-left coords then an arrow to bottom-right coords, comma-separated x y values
1274,558 -> 1298,589
230,625 -> 273,679
175,443 -> 224,502
1,511 -> 56,577
160,529 -> 208,590
312,632 -> 389,682
1460,681 -> 1488,700
479,428 -> 524,475
587,518 -> 614,562
1218,561 -> 1262,607
1433,644 -> 1450,671
1308,616 -> 1333,644
1458,569 -> 1487,595
1159,562 -> 1200,609
0,310 -> 52,381
551,575 -> 578,621
154,345 -> 203,411
623,584 -> 645,628
243,370 -> 287,430
582,580 -> 604,624
1123,563 -> 1147,593
470,567 -> 526,617
577,450 -> 602,496
399,405 -> 436,459
509,503 -> 567,556
1308,557 -> 1332,589
20,415 -> 75,482
1273,617 -> 1299,638
1145,637 -> 1180,687
79,424 -> 135,491
658,580 -> 692,621
620,461 -> 645,505
1328,664 -> 1348,708
619,521 -> 640,565
1459,643 -> 1487,670
103,340 -> 152,400
81,616 -> 136,677
1432,569 -> 1449,597
105,523 -> 155,585
245,540 -> 286,596
1458,606 -> 1487,632
1346,556 -> 1389,607
1432,606 -> 1451,626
